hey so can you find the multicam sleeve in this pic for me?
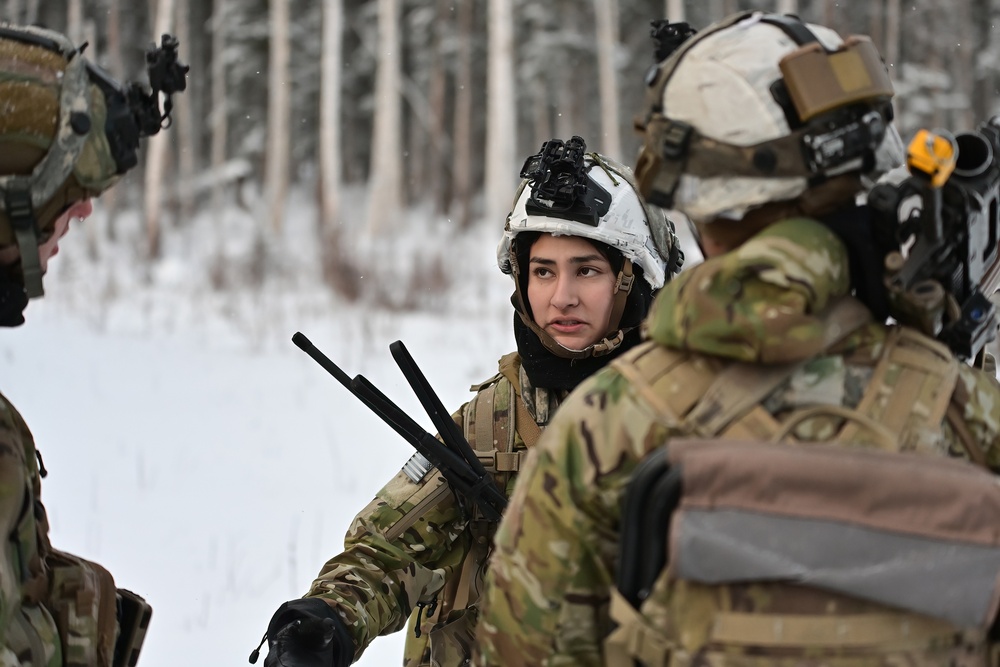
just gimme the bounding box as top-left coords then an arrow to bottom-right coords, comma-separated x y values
304,409 -> 473,658
953,365 -> 1000,469
475,367 -> 664,667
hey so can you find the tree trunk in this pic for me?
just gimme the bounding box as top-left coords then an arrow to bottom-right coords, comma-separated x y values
144,0 -> 177,259
174,0 -> 197,224
210,0 -> 229,215
776,0 -> 798,15
6,0 -> 20,24
265,0 -> 291,233
452,0 -> 474,230
427,0 -> 451,215
868,0 -> 884,54
101,0 -> 124,240
666,0 -> 684,22
485,0 -> 517,224
593,0 -> 622,160
319,0 -> 343,227
884,0 -> 901,120
365,0 -> 403,235
953,0 -> 975,130
66,0 -> 83,44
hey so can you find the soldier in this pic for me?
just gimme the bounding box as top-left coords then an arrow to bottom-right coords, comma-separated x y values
256,138 -> 681,667
474,11 -> 1000,667
0,22 -> 182,665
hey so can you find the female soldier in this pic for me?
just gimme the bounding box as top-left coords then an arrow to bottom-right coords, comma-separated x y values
257,137 -> 680,667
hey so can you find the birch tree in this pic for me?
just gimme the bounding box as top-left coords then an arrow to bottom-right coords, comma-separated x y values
265,0 -> 291,232
776,0 -> 798,15
452,0 -> 474,230
666,0 -> 684,22
484,0 -> 516,225
365,0 -> 402,235
66,0 -> 83,44
173,0 -> 196,223
593,0 -> 622,160
319,0 -> 343,228
144,0 -> 176,258
427,0 -> 451,215
209,0 -> 228,214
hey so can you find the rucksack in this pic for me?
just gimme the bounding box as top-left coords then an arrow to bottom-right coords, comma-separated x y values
605,299 -> 998,665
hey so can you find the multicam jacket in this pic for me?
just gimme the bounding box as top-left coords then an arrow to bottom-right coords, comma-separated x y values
474,217 -> 1000,666
0,392 -> 61,667
306,353 -> 562,666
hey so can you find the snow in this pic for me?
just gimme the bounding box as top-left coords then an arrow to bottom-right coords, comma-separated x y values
0,195 -> 518,666
0,182 -> 707,666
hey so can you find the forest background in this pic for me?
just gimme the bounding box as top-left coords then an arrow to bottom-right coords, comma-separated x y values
4,0 -> 995,313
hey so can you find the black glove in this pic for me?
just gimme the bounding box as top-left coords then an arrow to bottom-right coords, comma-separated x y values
255,598 -> 354,667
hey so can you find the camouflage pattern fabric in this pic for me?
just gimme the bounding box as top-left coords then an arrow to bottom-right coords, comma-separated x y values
306,354 -> 562,666
473,217 -> 1000,666
0,392 -> 61,667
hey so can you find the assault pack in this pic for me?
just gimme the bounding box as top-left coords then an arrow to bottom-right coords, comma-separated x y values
607,299 -> 999,665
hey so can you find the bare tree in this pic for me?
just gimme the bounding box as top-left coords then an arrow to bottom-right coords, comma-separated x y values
144,0 -> 176,258
593,0 -> 622,160
209,0 -> 229,214
884,0 -> 901,118
485,0 -> 517,224
6,0 -> 20,24
173,0 -> 196,223
452,0 -> 474,230
666,0 -> 684,22
265,0 -> 291,232
365,0 -> 403,235
66,0 -> 83,43
426,0 -> 452,215
776,0 -> 798,15
319,0 -> 343,228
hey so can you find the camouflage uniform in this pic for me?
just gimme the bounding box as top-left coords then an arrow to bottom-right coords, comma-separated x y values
306,353 -> 563,666
0,393 -> 62,667
473,218 -> 1000,666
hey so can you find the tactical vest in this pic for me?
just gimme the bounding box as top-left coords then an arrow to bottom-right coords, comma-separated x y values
402,353 -> 542,667
604,299 -> 998,666
0,393 -> 150,667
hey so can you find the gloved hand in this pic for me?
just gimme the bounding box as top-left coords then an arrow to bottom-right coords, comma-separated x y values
257,598 -> 354,667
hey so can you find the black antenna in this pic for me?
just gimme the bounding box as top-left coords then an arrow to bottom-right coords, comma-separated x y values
292,333 -> 506,521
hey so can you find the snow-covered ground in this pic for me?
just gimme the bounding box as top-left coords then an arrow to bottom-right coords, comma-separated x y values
0,185 -> 704,666
0,195 -> 522,666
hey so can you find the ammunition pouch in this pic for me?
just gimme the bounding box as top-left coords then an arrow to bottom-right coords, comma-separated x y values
45,548 -> 151,667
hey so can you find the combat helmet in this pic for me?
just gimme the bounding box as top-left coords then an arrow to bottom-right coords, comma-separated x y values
0,22 -> 186,299
497,136 -> 683,360
633,11 -> 905,225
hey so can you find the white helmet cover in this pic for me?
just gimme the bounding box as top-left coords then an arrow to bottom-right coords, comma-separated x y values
638,11 -> 904,223
498,153 -> 677,289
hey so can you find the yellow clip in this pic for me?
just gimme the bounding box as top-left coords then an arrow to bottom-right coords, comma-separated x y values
906,129 -> 957,187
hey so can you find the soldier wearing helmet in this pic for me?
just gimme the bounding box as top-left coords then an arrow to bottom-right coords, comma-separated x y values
257,137 -> 681,667
0,21 -> 182,665
474,12 -> 1000,667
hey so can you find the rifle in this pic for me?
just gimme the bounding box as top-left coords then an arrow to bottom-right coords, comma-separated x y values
291,333 -> 506,522
868,117 -> 1000,365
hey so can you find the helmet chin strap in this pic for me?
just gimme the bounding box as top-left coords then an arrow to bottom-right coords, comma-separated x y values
4,189 -> 44,298
512,258 -> 636,360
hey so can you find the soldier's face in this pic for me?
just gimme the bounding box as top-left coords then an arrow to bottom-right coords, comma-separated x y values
526,233 -> 617,351
38,199 -> 91,271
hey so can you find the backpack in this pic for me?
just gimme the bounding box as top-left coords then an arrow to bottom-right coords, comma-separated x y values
605,299 -> 998,666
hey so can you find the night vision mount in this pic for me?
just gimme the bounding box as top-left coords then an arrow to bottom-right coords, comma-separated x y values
86,33 -> 189,173
649,19 -> 697,62
519,135 -> 610,227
